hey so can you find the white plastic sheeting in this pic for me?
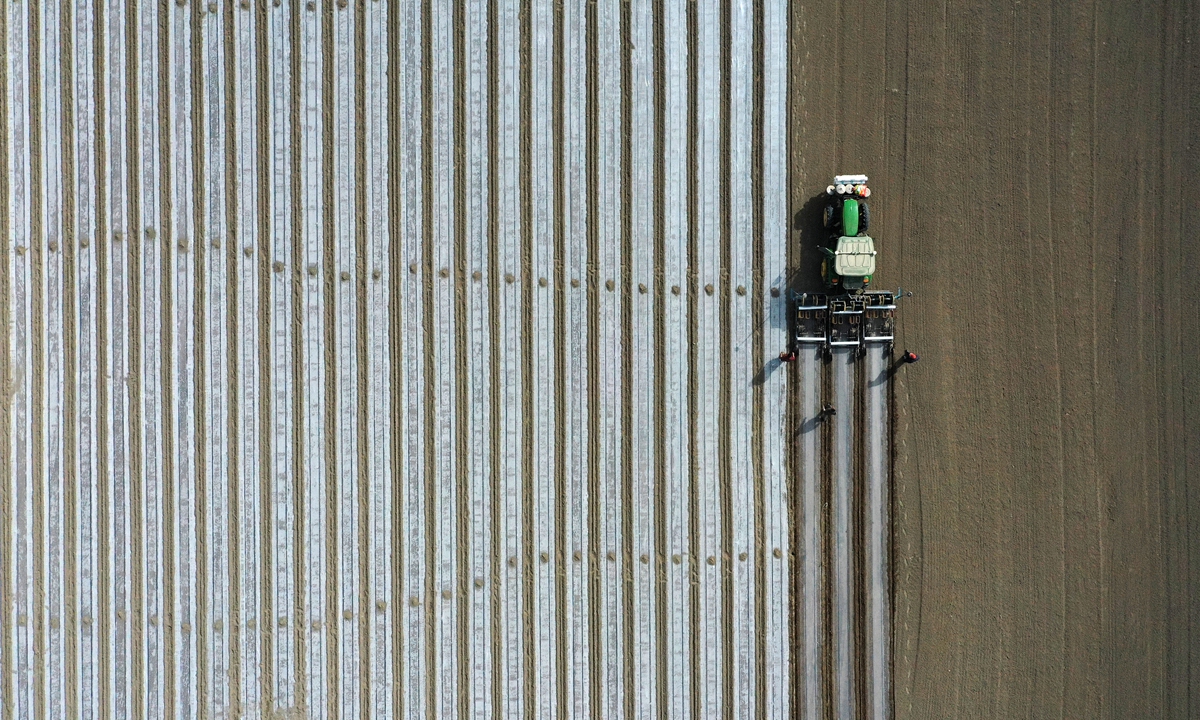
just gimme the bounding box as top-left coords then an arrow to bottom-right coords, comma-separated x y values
0,0 -> 795,718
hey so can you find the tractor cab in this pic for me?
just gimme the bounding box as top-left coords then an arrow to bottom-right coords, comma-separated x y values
821,174 -> 875,291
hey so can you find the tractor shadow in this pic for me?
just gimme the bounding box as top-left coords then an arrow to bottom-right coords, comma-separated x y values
791,192 -> 835,296
749,192 -> 835,389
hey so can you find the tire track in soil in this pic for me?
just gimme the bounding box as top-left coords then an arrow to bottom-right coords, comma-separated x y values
352,2 -> 372,716
418,2 -> 437,716
92,4 -> 115,713
650,1 -> 669,716
385,1 -> 404,717
253,0 -> 276,713
319,0 -> 340,713
219,0 -> 243,711
0,0 -> 14,711
684,3 -> 700,718
551,2 -> 568,715
31,1 -> 50,715
186,1 -> 211,713
451,1 -> 471,715
717,1 -> 733,716
785,2 -> 803,715
288,0 -> 309,708
485,2 -> 504,714
584,3 -> 604,715
121,4 -> 147,713
156,1 -> 179,712
748,4 -> 767,715
618,4 -> 635,716
517,1 -> 537,714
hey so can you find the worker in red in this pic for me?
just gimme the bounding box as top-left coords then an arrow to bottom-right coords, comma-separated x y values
902,350 -> 920,363
779,349 -> 796,363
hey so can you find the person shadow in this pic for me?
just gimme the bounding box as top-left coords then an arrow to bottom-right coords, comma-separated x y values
795,409 -> 826,436
751,356 -> 782,386
878,353 -> 919,382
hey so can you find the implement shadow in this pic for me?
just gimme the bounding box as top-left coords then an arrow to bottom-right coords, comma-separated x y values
869,354 -> 893,387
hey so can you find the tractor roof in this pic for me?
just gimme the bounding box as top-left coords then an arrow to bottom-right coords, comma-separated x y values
834,236 -> 876,277
834,174 -> 868,186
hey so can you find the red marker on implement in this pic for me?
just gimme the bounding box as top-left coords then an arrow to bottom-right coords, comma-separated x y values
902,350 -> 919,363
779,350 -> 796,363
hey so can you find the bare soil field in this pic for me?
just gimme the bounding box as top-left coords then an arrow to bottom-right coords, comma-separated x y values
791,0 -> 1200,717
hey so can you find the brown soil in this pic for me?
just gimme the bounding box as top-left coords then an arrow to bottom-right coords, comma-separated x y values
791,0 -> 1200,717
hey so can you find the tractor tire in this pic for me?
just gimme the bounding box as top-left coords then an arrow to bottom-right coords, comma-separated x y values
823,204 -> 835,229
859,202 -> 870,233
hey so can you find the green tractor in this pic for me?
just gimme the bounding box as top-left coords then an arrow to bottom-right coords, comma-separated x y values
820,174 -> 876,292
